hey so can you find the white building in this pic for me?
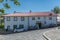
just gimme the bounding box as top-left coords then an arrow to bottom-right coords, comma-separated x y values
3,12 -> 57,32
57,14 -> 60,22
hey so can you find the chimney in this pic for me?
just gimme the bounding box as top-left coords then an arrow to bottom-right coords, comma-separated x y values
49,13 -> 52,16
29,10 -> 32,13
14,11 -> 16,13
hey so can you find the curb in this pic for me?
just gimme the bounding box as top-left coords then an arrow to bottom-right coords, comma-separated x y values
43,27 -> 58,40
43,31 -> 51,40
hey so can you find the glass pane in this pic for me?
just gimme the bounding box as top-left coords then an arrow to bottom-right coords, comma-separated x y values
19,25 -> 24,29
13,25 -> 17,29
14,17 -> 17,21
38,17 -> 40,19
32,17 -> 35,20
21,17 -> 24,21
49,17 -> 52,20
7,17 -> 10,21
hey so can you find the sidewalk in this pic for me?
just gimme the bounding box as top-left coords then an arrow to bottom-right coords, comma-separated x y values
43,28 -> 60,40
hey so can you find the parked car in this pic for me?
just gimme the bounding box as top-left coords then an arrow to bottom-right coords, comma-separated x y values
14,28 -> 24,32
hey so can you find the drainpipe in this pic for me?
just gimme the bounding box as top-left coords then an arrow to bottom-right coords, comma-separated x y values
28,10 -> 32,30
28,16 -> 29,30
56,15 -> 57,26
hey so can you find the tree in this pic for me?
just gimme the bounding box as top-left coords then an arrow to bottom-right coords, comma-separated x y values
0,0 -> 20,14
0,0 -> 20,28
51,6 -> 60,14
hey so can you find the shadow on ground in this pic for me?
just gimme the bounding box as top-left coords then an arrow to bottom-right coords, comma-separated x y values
0,26 -> 59,35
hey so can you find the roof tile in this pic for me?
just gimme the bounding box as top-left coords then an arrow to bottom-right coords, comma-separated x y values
3,12 -> 57,16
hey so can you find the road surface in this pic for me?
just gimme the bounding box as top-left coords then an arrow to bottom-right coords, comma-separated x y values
0,27 -> 57,40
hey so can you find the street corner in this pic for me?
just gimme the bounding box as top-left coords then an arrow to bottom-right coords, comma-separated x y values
43,28 -> 60,40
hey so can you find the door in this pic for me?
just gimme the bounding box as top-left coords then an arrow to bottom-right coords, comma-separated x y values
13,25 -> 17,30
38,23 -> 41,28
36,22 -> 41,29
7,26 -> 10,31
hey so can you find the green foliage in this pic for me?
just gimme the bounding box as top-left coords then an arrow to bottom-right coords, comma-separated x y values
4,3 -> 10,9
14,0 -> 20,6
14,1 -> 20,6
0,23 -> 4,28
0,9 -> 4,14
0,0 -> 20,14
0,0 -> 4,3
52,6 -> 60,14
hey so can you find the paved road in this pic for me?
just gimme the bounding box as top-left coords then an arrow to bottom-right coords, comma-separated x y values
0,27 -> 57,40
45,28 -> 60,40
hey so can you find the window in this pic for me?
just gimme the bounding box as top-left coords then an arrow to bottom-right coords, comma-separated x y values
13,25 -> 17,29
32,17 -> 35,20
21,17 -> 24,21
7,17 -> 10,21
49,17 -> 52,20
14,17 -> 17,21
19,25 -> 24,29
38,17 -> 40,19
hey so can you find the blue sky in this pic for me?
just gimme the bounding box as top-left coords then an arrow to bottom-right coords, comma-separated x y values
0,0 -> 60,13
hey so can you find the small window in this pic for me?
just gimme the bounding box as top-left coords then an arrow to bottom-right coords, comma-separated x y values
21,17 -> 24,21
13,25 -> 17,29
14,17 -> 17,21
32,17 -> 35,20
7,17 -> 10,21
19,25 -> 24,29
38,17 -> 40,19
49,17 -> 52,20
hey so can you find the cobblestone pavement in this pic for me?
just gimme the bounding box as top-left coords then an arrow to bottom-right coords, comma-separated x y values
0,27 -> 57,40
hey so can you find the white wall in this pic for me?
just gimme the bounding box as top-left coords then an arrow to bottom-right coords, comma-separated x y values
29,17 -> 44,27
4,16 -> 57,30
4,17 -> 28,30
29,16 -> 57,27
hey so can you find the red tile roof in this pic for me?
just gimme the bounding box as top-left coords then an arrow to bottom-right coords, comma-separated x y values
3,12 -> 57,17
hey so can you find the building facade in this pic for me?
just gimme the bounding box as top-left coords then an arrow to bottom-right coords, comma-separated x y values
3,12 -> 57,31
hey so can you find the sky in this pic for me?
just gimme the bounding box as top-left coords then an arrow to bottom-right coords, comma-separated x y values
0,0 -> 60,13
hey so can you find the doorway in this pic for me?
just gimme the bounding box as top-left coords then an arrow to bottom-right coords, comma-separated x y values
13,25 -> 17,30
7,25 -> 10,31
36,22 -> 42,29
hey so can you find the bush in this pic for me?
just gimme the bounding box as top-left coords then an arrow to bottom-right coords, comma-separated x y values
0,23 -> 4,28
0,25 -> 4,28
